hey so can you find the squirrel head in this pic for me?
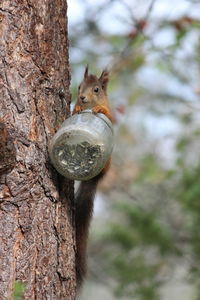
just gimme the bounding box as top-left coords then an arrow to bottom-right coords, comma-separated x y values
77,66 -> 109,109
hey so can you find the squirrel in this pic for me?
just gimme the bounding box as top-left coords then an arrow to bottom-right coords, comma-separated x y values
72,66 -> 113,287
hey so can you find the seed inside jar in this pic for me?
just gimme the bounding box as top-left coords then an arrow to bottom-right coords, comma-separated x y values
54,141 -> 101,177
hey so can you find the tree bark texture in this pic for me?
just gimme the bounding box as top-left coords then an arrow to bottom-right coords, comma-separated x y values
0,0 -> 76,299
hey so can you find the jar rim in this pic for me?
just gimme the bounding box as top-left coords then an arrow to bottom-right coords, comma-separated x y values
79,109 -> 113,132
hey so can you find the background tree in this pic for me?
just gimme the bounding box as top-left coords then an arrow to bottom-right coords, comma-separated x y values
0,0 -> 76,299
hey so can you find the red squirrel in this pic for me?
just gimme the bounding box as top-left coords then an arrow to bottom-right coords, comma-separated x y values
72,66 -> 113,287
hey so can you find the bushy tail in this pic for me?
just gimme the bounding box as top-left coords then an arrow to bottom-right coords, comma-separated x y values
75,162 -> 110,287
75,176 -> 99,286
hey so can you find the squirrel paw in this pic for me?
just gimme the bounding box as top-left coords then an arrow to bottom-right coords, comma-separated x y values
92,106 -> 107,115
92,106 -> 113,122
73,106 -> 83,115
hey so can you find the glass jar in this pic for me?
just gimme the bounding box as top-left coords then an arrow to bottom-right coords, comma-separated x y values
49,110 -> 114,180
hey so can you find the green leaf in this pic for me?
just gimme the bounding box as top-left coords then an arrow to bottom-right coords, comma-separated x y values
13,281 -> 25,300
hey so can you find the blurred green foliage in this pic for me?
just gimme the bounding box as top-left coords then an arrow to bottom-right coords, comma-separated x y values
101,203 -> 177,299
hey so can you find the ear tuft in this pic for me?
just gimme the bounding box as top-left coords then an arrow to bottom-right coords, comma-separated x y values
84,65 -> 89,79
99,69 -> 109,91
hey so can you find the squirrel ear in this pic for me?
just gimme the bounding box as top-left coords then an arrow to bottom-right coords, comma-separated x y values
99,69 -> 109,91
84,65 -> 89,79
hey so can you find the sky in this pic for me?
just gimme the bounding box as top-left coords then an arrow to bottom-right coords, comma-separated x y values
68,0 -> 199,32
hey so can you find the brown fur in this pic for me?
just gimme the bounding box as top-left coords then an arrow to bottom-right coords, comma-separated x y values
74,68 -> 113,287
73,68 -> 113,122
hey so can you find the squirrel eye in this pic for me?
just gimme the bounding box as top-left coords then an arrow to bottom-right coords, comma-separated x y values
94,87 -> 99,93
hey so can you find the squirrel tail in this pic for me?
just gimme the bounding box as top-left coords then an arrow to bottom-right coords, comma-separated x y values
75,160 -> 110,287
75,177 -> 99,287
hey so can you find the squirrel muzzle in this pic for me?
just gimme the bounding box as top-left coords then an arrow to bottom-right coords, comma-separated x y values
80,95 -> 88,104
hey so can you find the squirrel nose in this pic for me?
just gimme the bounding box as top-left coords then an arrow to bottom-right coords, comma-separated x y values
80,95 -> 87,103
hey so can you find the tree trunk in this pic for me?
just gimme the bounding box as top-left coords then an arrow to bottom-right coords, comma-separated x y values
0,0 -> 76,299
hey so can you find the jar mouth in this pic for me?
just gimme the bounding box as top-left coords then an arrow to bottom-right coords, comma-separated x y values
79,109 -> 113,132
50,139 -> 103,180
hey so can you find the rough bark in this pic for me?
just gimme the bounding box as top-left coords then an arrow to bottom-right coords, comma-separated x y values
0,0 -> 76,299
